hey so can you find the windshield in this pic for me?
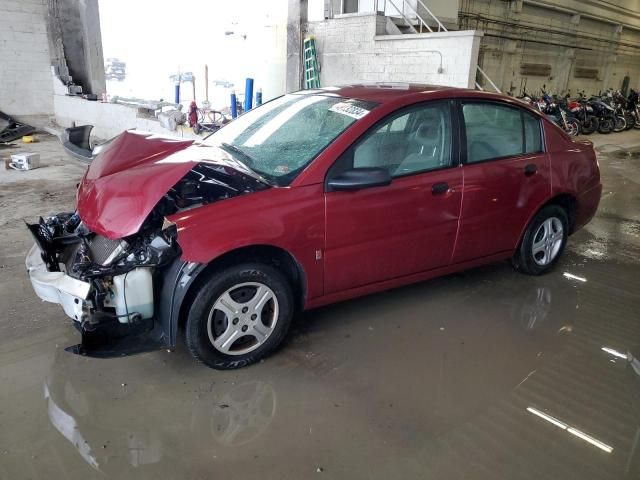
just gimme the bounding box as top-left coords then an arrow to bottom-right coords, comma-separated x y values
205,94 -> 377,185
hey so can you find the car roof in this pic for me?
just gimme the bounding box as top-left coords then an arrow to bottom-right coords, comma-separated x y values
295,83 -> 473,104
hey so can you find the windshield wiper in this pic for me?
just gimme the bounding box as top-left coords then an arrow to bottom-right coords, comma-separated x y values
219,143 -> 275,187
220,142 -> 255,167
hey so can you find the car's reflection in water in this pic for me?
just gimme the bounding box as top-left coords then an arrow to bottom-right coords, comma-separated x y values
39,262 -> 639,479
44,350 -> 277,475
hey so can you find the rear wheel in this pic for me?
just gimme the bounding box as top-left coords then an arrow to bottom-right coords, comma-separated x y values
613,115 -> 626,132
624,113 -> 635,130
513,205 -> 569,276
598,118 -> 614,134
185,263 -> 294,369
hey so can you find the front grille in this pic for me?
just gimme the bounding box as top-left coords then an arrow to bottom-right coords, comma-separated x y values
88,235 -> 125,265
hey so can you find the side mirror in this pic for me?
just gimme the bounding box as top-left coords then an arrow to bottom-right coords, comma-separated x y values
327,167 -> 391,191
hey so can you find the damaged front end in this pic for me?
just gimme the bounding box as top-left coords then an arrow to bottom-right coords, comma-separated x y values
26,134 -> 270,357
26,210 -> 179,356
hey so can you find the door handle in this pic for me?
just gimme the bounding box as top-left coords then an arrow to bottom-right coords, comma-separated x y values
432,182 -> 450,195
524,164 -> 537,176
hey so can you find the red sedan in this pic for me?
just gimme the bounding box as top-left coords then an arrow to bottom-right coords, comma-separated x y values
26,84 -> 602,369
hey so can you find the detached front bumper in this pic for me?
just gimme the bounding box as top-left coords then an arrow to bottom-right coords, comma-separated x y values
25,243 -> 91,322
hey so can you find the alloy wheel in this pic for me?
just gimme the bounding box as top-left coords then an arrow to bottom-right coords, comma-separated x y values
532,217 -> 564,266
207,282 -> 279,355
565,121 -> 580,136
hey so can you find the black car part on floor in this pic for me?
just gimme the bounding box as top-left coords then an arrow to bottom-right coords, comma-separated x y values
0,111 -> 35,143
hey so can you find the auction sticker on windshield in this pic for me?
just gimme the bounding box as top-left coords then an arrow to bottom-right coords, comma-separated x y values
329,101 -> 371,120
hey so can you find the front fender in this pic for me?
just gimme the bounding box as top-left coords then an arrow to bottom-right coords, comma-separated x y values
168,185 -> 325,301
158,258 -> 207,348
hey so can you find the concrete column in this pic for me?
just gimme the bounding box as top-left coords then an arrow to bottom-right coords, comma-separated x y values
559,48 -> 575,94
46,0 -> 106,95
602,25 -> 622,91
286,0 -> 308,93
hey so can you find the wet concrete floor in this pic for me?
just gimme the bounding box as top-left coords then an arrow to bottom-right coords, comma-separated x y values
0,132 -> 639,479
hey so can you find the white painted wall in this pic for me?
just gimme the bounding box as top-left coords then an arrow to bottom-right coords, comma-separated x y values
306,13 -> 482,88
53,96 -> 198,141
0,0 -> 54,125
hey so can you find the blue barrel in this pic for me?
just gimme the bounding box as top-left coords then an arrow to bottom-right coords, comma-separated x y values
255,88 -> 263,106
244,78 -> 254,112
174,82 -> 181,104
230,91 -> 237,118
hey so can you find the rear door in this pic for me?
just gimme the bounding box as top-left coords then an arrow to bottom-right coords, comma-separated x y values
452,101 -> 551,263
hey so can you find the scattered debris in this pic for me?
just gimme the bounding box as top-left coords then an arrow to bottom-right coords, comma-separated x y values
0,111 -> 35,143
7,153 -> 40,171
62,125 -> 96,162
158,108 -> 186,131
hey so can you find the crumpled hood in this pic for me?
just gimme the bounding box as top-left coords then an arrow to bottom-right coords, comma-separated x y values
76,130 -> 260,239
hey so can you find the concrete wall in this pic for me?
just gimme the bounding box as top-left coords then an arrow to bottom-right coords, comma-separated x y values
306,13 -> 482,88
0,0 -> 54,125
461,0 -> 640,95
47,0 -> 106,95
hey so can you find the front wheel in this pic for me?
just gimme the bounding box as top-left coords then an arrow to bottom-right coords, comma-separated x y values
564,118 -> 580,136
513,205 -> 569,276
185,263 -> 294,369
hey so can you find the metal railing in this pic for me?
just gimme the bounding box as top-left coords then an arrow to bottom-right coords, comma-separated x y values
377,0 -> 447,33
475,66 -> 501,93
415,0 -> 447,33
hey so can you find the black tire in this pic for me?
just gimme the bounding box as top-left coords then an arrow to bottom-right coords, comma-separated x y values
581,116 -> 598,135
185,263 -> 294,369
598,118 -> 613,134
613,115 -> 626,132
513,205 -> 569,276
564,118 -> 580,136
624,114 -> 635,130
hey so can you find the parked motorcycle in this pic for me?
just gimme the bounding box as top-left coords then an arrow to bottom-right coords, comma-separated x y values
539,93 -> 581,136
568,92 -> 598,135
627,89 -> 640,129
588,96 -> 616,134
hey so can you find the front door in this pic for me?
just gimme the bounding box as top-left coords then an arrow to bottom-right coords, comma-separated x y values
323,101 -> 463,294
452,100 -> 551,263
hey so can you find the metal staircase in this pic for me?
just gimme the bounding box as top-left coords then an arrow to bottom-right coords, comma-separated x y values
378,0 -> 501,92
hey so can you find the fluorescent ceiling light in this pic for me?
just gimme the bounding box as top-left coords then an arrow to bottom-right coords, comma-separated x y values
602,347 -> 628,360
563,272 -> 587,282
567,427 -> 614,453
526,406 -> 613,453
526,407 -> 567,429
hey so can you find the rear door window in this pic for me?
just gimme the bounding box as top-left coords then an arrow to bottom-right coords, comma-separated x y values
462,102 -> 543,163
